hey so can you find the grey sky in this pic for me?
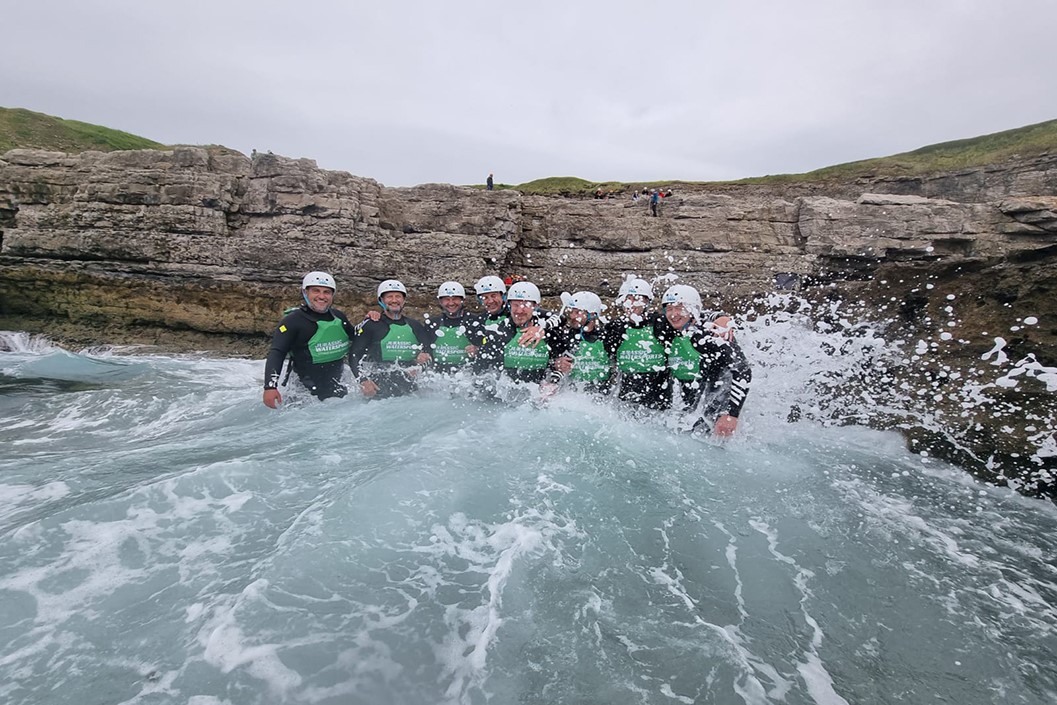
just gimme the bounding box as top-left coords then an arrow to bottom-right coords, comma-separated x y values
4,1 -> 1056,187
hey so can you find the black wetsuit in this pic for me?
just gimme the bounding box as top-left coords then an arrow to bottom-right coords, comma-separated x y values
349,315 -> 435,399
264,305 -> 355,400
423,310 -> 486,373
603,312 -> 672,410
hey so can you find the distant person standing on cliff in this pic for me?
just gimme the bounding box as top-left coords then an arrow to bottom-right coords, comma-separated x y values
486,173 -> 494,191
650,190 -> 660,217
263,271 -> 355,408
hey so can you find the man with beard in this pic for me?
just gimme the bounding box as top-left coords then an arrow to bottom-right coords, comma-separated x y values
424,281 -> 483,373
350,279 -> 435,399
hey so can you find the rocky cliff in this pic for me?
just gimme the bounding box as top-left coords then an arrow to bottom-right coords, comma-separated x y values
1,146 -> 1055,495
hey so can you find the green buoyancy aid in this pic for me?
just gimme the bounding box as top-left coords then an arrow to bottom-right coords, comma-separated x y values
570,338 -> 611,382
307,317 -> 351,364
668,335 -> 701,381
503,335 -> 551,370
380,321 -> 422,362
616,326 -> 666,373
433,325 -> 472,365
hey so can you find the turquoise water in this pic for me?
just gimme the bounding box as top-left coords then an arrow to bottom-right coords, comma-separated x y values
1,328 -> 1055,705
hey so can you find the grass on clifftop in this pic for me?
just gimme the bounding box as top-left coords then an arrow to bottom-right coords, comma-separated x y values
497,117 -> 1057,195
736,117 -> 1057,185
0,106 -> 165,154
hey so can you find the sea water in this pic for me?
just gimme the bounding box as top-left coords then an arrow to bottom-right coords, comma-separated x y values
1,313 -> 1055,705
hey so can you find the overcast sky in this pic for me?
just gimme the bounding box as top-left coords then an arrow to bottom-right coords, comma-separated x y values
4,1 -> 1056,187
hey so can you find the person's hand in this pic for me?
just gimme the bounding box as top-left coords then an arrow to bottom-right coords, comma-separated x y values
711,316 -> 735,341
365,310 -> 381,322
263,388 -> 282,409
713,414 -> 738,436
518,325 -> 545,347
360,379 -> 379,398
465,344 -> 478,358
415,352 -> 432,365
554,355 -> 574,374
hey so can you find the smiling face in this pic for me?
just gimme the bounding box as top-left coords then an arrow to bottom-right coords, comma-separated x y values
481,291 -> 504,315
665,303 -> 693,330
304,285 -> 334,313
439,295 -> 464,316
381,291 -> 405,317
509,299 -> 536,327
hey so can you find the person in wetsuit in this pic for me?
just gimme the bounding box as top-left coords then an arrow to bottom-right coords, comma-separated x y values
423,280 -> 484,373
263,271 -> 355,407
602,277 -> 672,410
548,290 -> 611,394
350,279 -> 435,399
474,274 -> 509,325
659,284 -> 751,436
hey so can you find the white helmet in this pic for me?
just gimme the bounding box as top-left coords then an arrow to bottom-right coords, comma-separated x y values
377,279 -> 407,297
661,284 -> 702,310
568,291 -> 604,316
302,271 -> 336,291
617,277 -> 653,302
437,281 -> 466,299
474,275 -> 507,295
507,281 -> 541,304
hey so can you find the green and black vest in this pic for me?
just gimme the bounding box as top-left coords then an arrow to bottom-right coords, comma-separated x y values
503,334 -> 551,370
380,321 -> 422,362
615,326 -> 666,373
307,317 -> 351,364
668,335 -> 701,381
570,338 -> 611,382
433,324 -> 472,365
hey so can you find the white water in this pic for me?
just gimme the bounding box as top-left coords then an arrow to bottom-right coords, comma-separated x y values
2,309 -> 1056,705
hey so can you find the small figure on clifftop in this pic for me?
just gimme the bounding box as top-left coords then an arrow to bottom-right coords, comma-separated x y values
486,173 -> 494,191
650,190 -> 660,217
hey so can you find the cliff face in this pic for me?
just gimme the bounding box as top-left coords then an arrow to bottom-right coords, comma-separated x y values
1,146 -> 1055,494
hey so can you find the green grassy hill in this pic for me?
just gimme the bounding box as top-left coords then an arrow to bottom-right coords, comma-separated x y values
0,106 -> 165,154
500,118 -> 1057,195
737,118 -> 1057,185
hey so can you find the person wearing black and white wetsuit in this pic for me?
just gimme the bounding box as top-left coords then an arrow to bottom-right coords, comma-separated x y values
659,284 -> 751,436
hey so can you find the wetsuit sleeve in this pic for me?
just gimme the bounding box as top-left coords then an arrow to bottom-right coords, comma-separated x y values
695,336 -> 752,418
410,318 -> 437,352
545,325 -> 573,360
602,320 -> 625,356
539,310 -> 564,331
474,318 -> 511,372
264,313 -> 303,389
652,313 -> 676,346
348,319 -> 371,380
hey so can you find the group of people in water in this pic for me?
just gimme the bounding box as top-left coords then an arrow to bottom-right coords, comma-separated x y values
263,271 -> 751,436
